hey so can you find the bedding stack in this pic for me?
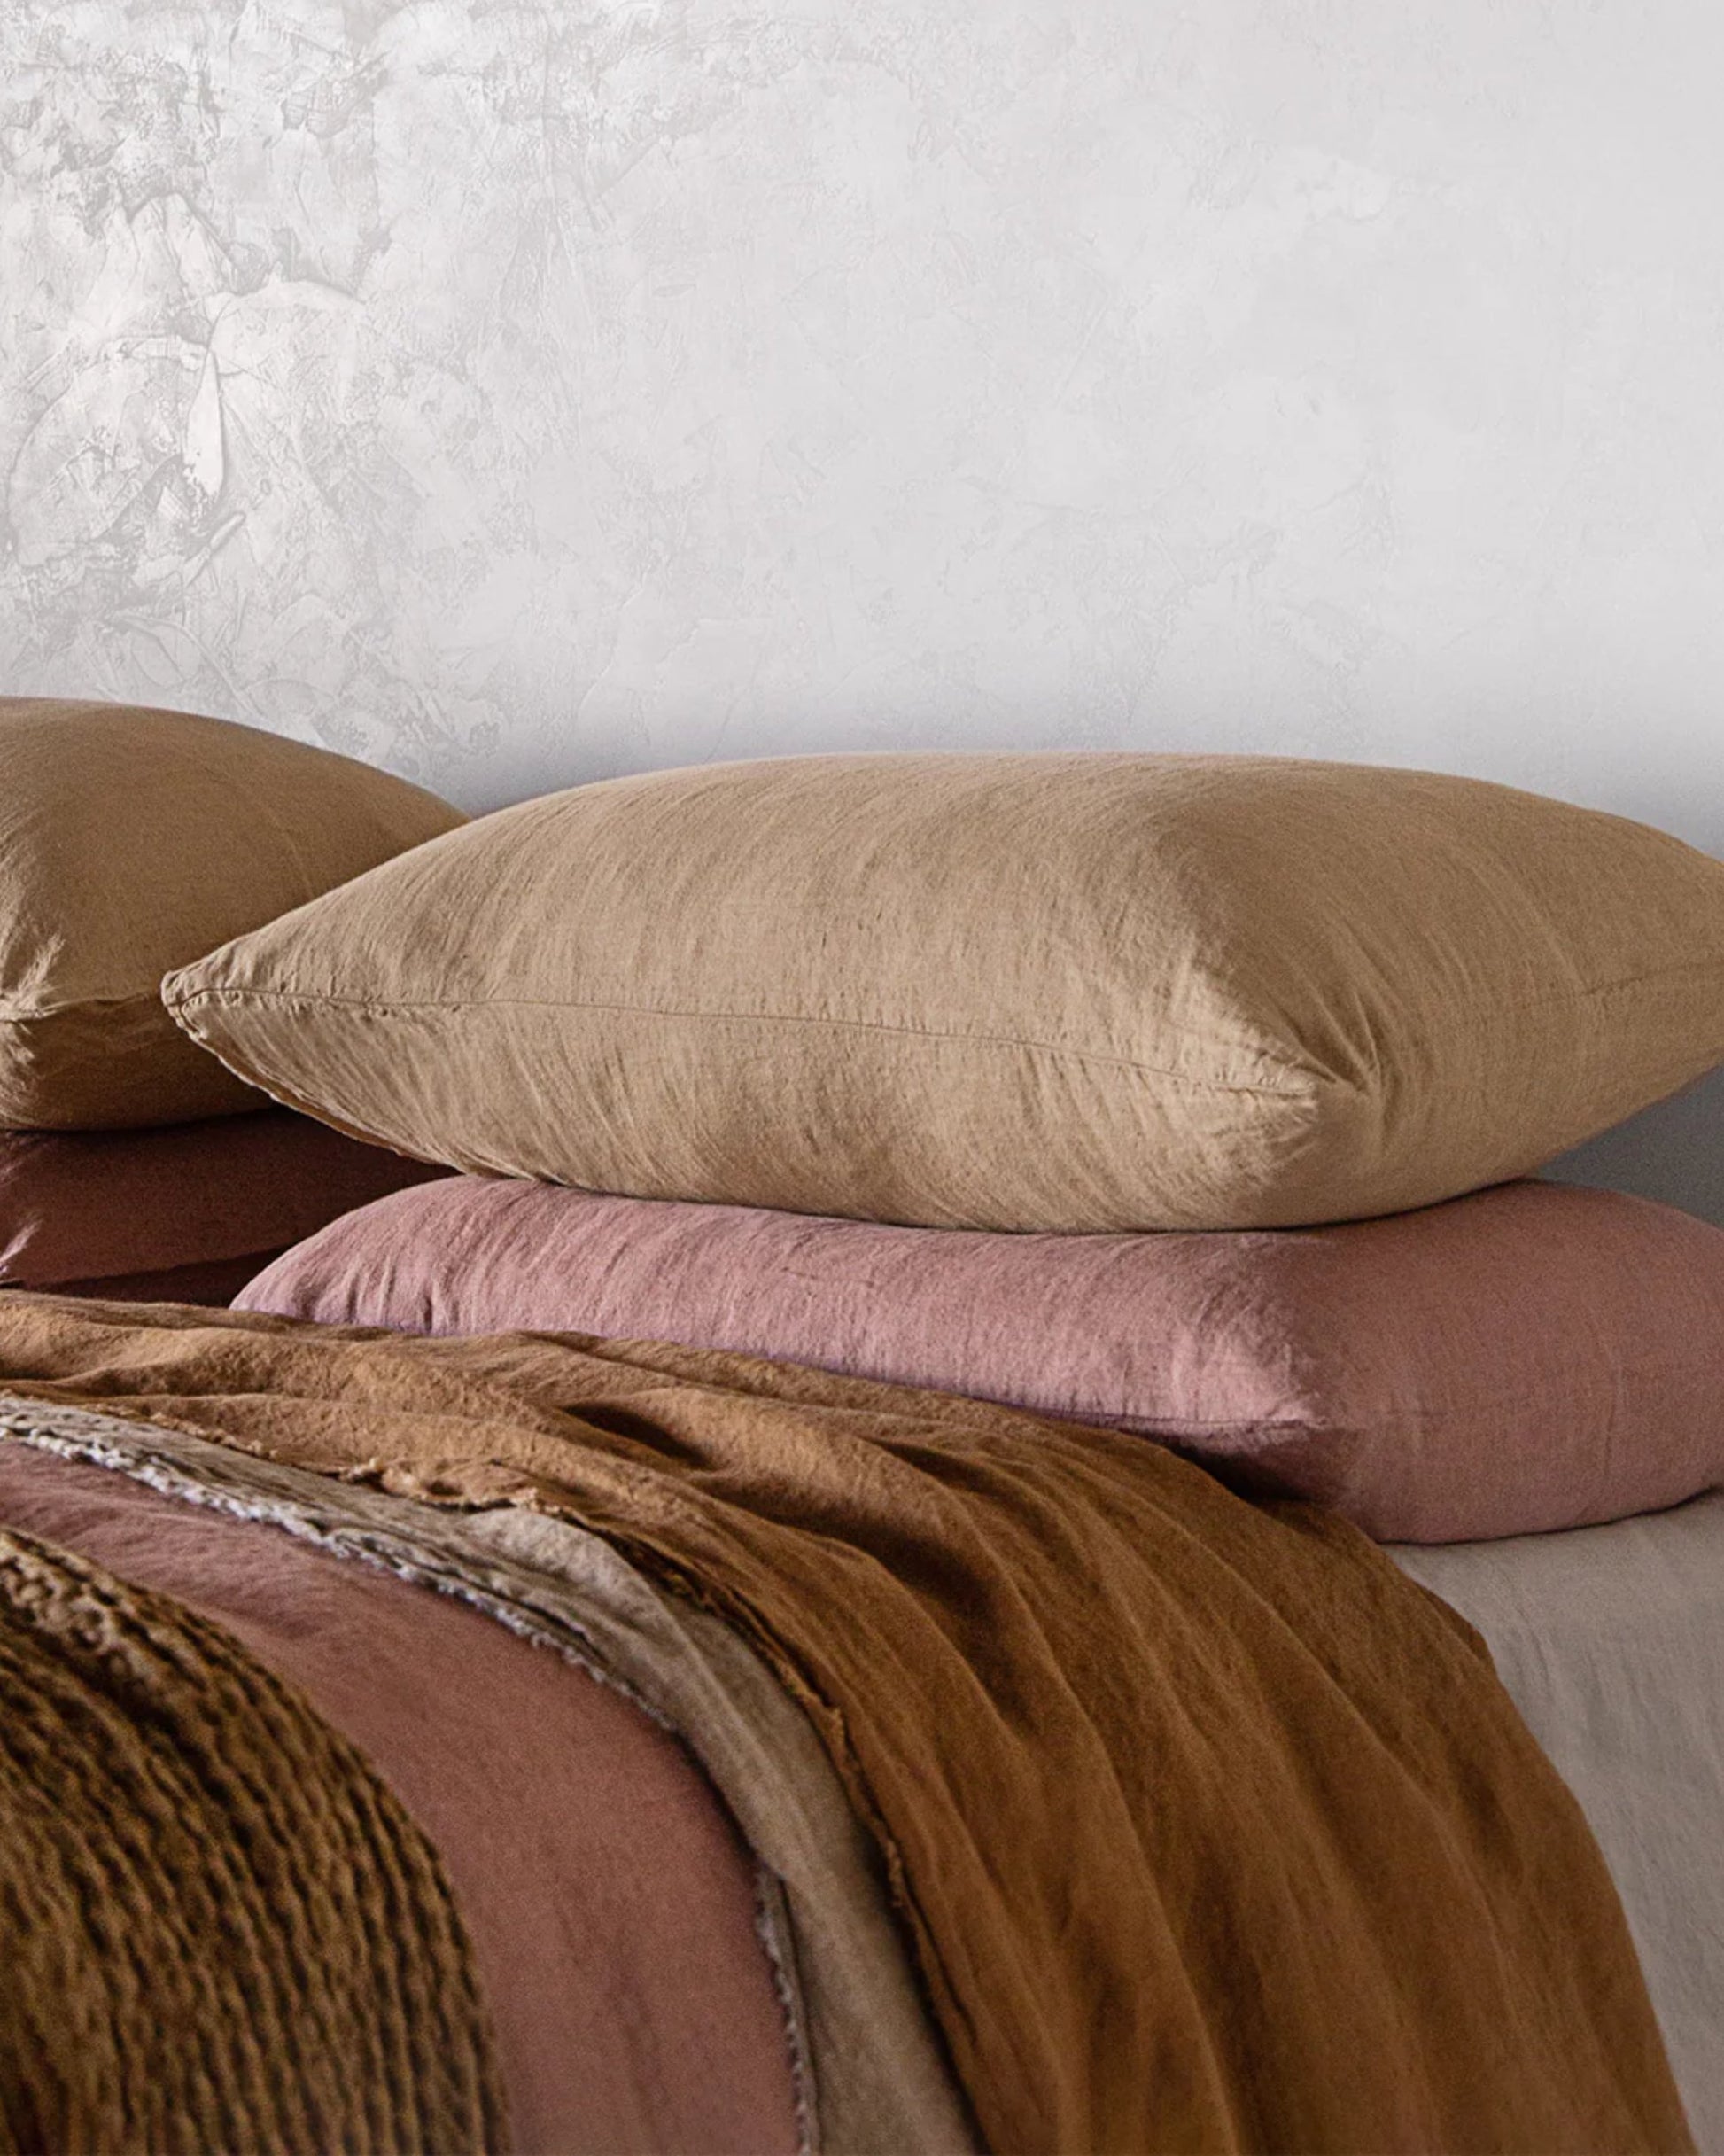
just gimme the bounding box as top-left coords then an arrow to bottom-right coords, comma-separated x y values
171,748 -> 1724,1545
0,697 -> 457,1302
6,746 -> 1723,2152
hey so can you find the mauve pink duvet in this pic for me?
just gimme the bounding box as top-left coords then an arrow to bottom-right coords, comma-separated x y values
0,1445 -> 800,2156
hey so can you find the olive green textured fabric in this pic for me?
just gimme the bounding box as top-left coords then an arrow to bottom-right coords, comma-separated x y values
167,751 -> 1724,1229
0,697 -> 464,1128
0,1521 -> 509,2156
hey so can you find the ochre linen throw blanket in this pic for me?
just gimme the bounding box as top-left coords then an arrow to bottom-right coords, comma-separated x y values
0,1517 -> 507,2156
0,1293 -> 1692,2156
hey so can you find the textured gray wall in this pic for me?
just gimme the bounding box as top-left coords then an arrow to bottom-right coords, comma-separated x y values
4,2 -> 1723,1207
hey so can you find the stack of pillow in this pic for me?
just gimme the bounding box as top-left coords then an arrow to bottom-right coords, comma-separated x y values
0,698 -> 457,1301
141,749 -> 1724,1545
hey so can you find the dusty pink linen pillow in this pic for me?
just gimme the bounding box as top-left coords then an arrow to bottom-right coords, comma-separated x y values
237,1174 -> 1724,1543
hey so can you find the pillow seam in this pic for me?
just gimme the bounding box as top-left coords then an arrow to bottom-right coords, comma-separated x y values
165,985 -> 1328,1101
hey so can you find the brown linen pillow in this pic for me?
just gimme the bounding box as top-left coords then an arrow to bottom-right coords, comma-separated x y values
0,697 -> 465,1127
237,1173 -> 1724,1542
48,1254 -> 290,1306
46,1258 -> 286,1302
0,1112 -> 450,1303
166,752 -> 1724,1231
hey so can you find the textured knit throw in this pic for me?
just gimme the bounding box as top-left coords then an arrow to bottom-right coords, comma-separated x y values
0,1524 -> 509,2156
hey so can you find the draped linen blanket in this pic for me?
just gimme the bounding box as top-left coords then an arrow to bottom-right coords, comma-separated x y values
0,1515 -> 507,2156
0,1292 -> 1693,2156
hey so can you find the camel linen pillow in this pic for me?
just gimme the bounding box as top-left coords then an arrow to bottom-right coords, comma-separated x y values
0,698 -> 465,1128
164,752 -> 1724,1232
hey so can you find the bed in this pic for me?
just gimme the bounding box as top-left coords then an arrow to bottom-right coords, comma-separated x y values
4,713 -> 1721,2152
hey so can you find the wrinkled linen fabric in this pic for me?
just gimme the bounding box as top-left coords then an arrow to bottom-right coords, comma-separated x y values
0,1398 -> 972,2156
0,1294 -> 1691,2156
0,1505 -> 507,2155
0,1110 -> 448,1296
167,751 -> 1724,1229
1395,1492 -> 1724,2156
244,1172 -> 1724,1542
0,697 -> 463,1128
0,1442 -> 804,2156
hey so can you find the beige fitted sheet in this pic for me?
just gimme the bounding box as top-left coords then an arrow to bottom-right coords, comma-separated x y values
1395,1491 -> 1724,2153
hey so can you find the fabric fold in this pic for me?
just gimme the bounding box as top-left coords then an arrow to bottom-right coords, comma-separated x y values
0,1292 -> 1693,2156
